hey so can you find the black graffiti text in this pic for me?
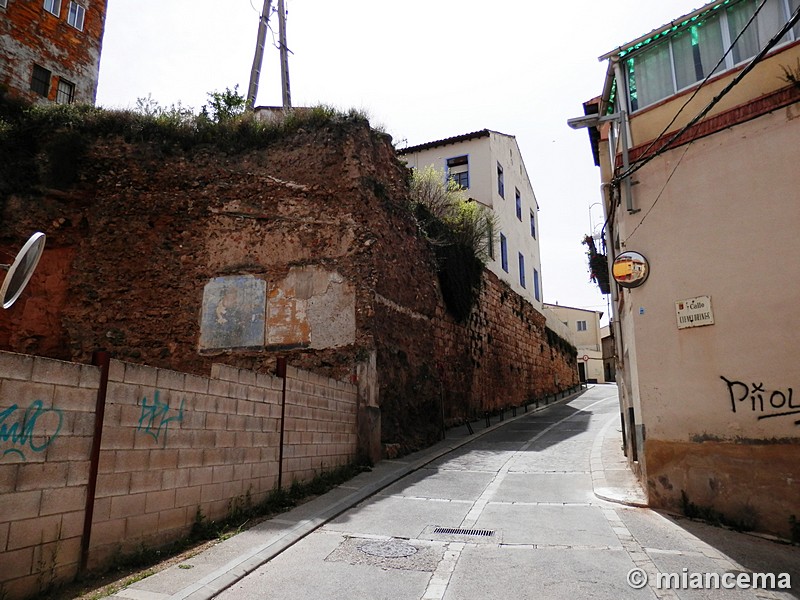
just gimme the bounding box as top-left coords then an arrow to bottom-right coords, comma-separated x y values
721,376 -> 799,425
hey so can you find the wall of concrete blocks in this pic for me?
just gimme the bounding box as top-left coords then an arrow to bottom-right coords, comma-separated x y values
0,351 -> 358,600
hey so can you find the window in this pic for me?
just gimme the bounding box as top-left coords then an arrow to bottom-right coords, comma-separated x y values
497,162 -> 504,198
30,64 -> 51,97
67,1 -> 85,30
500,233 -> 508,272
793,0 -> 800,39
518,253 -> 526,288
673,14 -> 725,91
625,0 -> 799,111
515,189 -> 522,221
529,211 -> 536,239
533,268 -> 540,301
56,78 -> 75,104
43,0 -> 60,17
446,155 -> 469,189
577,320 -> 588,332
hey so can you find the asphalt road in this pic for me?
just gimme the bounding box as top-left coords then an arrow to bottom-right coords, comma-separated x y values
214,385 -> 799,600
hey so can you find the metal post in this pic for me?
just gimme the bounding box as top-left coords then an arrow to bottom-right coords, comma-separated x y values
277,0 -> 291,108
276,357 -> 287,489
80,350 -> 111,573
247,0 -> 274,108
612,61 -> 637,214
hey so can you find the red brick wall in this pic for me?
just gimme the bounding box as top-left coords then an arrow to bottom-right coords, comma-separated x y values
0,0 -> 107,104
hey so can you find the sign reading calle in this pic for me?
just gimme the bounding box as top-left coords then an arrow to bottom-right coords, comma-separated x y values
675,295 -> 714,330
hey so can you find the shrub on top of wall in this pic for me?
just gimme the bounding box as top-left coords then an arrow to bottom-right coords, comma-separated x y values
0,92 -> 375,197
408,166 -> 497,322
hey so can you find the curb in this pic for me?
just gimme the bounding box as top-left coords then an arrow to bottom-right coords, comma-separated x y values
589,412 -> 649,508
141,389 -> 588,600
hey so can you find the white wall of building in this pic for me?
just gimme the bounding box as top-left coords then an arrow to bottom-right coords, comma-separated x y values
400,131 -> 542,309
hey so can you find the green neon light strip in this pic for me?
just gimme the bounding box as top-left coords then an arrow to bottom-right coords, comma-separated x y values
618,0 -> 734,57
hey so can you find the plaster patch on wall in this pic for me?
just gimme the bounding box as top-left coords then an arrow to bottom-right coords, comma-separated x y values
269,267 -> 355,350
307,273 -> 356,349
199,276 -> 266,350
267,283 -> 311,348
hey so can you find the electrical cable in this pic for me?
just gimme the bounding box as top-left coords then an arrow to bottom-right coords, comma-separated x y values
624,0 -> 769,174
623,142 -> 693,244
612,2 -> 800,185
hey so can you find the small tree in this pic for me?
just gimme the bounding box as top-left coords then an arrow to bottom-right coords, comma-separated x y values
409,166 -> 497,263
201,85 -> 247,123
409,166 -> 498,320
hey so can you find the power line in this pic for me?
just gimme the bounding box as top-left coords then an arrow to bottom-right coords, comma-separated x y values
613,2 -> 800,185
623,141 -> 692,244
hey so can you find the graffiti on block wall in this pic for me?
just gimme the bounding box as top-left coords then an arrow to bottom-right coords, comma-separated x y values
721,376 -> 799,425
0,400 -> 64,460
137,391 -> 184,444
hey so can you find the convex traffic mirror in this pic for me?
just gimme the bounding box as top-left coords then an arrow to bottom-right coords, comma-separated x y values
612,251 -> 649,289
1,232 -> 46,309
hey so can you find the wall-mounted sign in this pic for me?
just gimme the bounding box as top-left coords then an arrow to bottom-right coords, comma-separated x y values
612,251 -> 649,288
676,295 -> 714,330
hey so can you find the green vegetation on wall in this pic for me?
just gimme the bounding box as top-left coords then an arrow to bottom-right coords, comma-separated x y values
408,166 -> 497,321
0,87 -> 373,198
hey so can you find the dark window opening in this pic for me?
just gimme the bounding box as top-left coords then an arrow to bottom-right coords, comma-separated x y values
31,64 -> 51,97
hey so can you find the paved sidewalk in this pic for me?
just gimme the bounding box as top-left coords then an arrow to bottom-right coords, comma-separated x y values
105,388 -> 606,600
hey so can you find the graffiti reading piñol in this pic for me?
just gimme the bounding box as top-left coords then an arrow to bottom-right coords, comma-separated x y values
721,376 -> 798,425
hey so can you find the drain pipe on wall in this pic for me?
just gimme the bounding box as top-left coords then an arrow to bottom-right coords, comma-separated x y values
276,357 -> 288,489
79,350 -> 111,573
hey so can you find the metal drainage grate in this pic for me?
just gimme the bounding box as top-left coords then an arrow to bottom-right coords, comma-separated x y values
433,527 -> 495,537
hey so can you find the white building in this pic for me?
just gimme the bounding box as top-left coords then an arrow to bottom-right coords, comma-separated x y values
398,130 -> 543,309
543,303 -> 604,383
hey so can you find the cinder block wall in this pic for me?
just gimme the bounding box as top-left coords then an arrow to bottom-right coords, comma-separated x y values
0,353 -> 97,600
0,352 -> 358,599
282,365 -> 358,483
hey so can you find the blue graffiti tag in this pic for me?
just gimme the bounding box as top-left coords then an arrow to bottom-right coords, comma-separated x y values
0,400 -> 64,461
137,390 -> 184,444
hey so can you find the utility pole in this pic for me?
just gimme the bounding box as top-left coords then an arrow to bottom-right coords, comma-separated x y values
277,0 -> 291,108
247,0 -> 273,108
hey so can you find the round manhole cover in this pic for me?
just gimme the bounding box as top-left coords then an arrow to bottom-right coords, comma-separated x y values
358,540 -> 418,558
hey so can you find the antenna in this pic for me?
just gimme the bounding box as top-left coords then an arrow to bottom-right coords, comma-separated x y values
247,0 -> 274,108
0,232 -> 46,309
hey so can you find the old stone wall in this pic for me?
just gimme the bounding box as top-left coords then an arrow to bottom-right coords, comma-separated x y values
0,114 -> 578,455
374,270 -> 579,451
0,351 -> 357,599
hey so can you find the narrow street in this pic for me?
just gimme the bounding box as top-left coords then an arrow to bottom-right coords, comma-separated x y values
204,385 -> 799,600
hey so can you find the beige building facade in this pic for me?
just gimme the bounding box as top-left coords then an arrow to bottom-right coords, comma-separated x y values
573,0 -> 800,538
399,130 -> 543,310
544,304 -> 604,383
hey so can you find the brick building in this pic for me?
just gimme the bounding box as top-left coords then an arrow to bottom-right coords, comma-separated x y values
0,0 -> 108,105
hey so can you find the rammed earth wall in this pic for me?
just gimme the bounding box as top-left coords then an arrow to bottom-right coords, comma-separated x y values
0,115 -> 578,463
0,351 -> 357,600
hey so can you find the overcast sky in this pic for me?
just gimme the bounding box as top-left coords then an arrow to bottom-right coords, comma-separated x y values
96,0 -> 706,324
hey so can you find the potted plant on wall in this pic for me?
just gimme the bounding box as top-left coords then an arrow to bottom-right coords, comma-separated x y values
582,234 -> 610,295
